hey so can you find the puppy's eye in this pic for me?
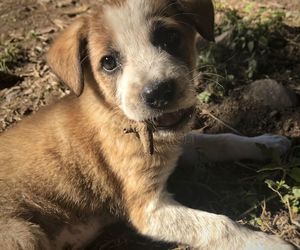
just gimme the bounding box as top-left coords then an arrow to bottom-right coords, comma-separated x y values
152,27 -> 181,55
101,55 -> 118,73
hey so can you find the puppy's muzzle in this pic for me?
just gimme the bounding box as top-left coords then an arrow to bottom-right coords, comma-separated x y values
140,79 -> 195,131
142,79 -> 176,110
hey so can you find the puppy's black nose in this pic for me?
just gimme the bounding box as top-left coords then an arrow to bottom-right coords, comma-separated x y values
142,80 -> 176,109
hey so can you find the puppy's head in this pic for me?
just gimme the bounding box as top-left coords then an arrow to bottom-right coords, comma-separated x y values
47,0 -> 214,133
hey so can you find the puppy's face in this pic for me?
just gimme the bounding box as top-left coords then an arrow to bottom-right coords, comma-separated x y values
48,0 -> 214,133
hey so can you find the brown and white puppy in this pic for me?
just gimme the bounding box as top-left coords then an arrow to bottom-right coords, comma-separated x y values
0,0 -> 294,249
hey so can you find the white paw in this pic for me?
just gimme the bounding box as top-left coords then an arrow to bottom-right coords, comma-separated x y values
251,135 -> 291,155
244,232 -> 295,250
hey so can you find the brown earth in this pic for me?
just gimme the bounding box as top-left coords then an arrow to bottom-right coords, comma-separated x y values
0,0 -> 299,249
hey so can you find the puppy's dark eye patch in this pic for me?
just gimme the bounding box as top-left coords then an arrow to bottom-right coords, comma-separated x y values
151,26 -> 181,56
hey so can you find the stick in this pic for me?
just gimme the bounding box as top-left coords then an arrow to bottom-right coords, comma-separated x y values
124,121 -> 155,155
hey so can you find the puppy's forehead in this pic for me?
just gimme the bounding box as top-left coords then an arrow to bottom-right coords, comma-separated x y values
102,0 -> 176,47
102,0 -> 170,16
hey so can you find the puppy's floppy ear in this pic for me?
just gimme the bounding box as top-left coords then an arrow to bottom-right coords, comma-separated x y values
47,18 -> 88,96
177,0 -> 215,41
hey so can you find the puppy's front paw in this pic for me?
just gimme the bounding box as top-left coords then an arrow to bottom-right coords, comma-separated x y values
244,232 -> 295,250
252,135 -> 291,155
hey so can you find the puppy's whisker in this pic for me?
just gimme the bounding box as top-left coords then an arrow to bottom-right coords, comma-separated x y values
156,1 -> 178,17
200,77 -> 224,88
169,12 -> 202,20
197,64 -> 218,70
201,72 -> 224,78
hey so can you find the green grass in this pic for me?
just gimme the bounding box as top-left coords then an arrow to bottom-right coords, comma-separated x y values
194,5 -> 300,246
169,143 -> 300,247
197,7 -> 288,102
0,41 -> 24,73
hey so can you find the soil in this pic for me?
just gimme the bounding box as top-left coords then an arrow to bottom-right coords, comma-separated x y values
0,0 -> 299,249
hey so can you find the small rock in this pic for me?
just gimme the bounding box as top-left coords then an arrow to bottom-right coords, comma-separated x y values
244,79 -> 299,109
215,28 -> 234,46
269,110 -> 279,118
63,5 -> 89,17
35,26 -> 57,36
56,0 -> 75,8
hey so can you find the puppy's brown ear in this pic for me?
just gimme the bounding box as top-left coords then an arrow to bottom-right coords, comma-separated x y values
47,18 -> 88,96
177,0 -> 215,41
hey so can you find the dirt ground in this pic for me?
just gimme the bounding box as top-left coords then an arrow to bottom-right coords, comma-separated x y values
0,0 -> 299,249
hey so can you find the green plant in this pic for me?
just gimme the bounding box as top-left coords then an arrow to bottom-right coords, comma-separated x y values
0,41 -> 23,73
197,8 -> 287,101
266,180 -> 299,215
257,144 -> 300,227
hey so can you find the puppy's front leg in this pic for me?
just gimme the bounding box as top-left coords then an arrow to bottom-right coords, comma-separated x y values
130,194 -> 293,250
182,132 -> 291,162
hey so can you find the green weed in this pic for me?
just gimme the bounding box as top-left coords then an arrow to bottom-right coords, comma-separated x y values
0,41 -> 24,73
197,8 -> 287,102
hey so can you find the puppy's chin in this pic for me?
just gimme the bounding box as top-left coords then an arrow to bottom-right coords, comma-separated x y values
121,104 -> 196,135
151,106 -> 196,132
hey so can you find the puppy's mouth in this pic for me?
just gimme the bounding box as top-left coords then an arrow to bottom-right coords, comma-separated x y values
150,107 -> 195,130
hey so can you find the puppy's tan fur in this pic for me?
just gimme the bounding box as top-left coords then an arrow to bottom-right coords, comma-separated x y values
0,0 -> 294,249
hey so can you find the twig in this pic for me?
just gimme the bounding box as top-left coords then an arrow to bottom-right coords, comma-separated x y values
200,109 -> 243,135
286,199 -> 300,228
140,122 -> 154,155
260,200 -> 278,235
268,185 -> 300,229
238,194 -> 277,220
124,122 -> 154,155
286,38 -> 300,48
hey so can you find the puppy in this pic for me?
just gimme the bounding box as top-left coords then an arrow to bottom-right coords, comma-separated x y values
0,0 -> 294,249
